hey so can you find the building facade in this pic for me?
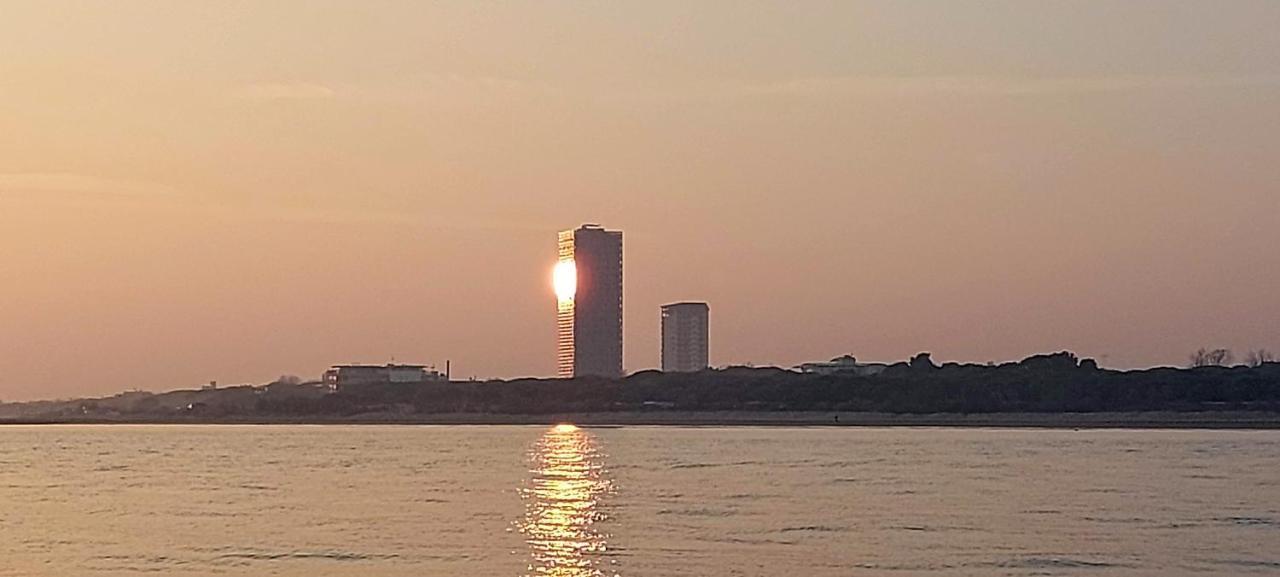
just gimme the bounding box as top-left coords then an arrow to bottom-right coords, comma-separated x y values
661,302 -> 710,372
796,355 -> 888,377
556,224 -> 624,378
322,364 -> 446,391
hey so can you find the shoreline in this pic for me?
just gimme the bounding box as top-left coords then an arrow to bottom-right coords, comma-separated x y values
3,411 -> 1280,429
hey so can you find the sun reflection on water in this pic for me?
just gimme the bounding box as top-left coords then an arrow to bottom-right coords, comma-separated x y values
519,424 -> 617,577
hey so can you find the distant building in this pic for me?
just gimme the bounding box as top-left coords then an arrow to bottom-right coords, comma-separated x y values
661,302 -> 710,372
323,364 -> 446,391
797,355 -> 887,377
555,224 -> 624,378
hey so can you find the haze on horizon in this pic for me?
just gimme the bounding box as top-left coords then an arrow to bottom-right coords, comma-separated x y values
2,1 -> 1278,401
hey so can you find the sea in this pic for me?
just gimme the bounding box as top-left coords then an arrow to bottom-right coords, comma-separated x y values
0,425 -> 1276,577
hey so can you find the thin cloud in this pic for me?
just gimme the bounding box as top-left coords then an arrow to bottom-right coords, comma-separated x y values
743,74 -> 1280,97
235,82 -> 337,102
0,172 -> 175,197
243,205 -> 555,234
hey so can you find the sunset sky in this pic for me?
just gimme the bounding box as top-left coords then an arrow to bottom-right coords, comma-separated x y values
2,1 -> 1278,400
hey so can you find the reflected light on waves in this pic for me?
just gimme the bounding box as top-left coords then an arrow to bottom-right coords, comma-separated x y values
520,424 -> 617,577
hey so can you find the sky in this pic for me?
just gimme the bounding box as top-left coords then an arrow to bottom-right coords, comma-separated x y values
2,1 -> 1279,400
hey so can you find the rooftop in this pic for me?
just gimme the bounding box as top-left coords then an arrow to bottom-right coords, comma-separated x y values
329,364 -> 431,370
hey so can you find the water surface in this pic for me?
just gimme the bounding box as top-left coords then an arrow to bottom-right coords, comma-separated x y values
0,425 -> 1277,576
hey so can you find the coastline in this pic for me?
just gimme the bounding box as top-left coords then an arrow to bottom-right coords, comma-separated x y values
3,411 -> 1280,429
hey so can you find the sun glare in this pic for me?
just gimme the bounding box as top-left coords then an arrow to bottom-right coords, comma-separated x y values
552,423 -> 579,433
553,260 -> 577,302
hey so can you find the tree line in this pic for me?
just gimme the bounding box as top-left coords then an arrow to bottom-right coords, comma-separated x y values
251,352 -> 1280,416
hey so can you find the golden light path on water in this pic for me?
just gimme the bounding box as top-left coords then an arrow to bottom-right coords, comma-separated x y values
520,424 -> 618,577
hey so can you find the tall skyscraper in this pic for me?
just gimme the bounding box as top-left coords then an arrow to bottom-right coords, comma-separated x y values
661,302 -> 710,373
555,225 -> 623,378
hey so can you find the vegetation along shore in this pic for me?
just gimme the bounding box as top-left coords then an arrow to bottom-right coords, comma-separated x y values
4,352 -> 1279,428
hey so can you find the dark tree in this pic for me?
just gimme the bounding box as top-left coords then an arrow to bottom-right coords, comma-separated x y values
1245,349 -> 1276,368
1190,348 -> 1234,368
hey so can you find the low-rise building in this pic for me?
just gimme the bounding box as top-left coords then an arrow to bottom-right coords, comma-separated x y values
797,355 -> 888,377
323,364 -> 446,391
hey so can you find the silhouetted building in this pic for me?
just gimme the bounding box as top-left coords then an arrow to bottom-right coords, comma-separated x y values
797,355 -> 888,377
556,224 -> 624,378
323,364 -> 445,391
661,302 -> 709,372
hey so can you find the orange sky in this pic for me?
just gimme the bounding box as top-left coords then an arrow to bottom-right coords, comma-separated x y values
2,1 -> 1279,400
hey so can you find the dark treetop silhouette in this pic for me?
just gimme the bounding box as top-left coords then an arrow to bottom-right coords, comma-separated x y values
4,352 -> 1280,423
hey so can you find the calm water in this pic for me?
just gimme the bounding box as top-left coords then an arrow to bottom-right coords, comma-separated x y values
0,425 -> 1277,577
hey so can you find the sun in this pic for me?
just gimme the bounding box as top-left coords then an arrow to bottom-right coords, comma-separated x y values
553,259 -> 577,303
552,423 -> 579,433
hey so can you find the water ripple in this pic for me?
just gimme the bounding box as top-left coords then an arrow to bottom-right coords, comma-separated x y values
518,425 -> 619,577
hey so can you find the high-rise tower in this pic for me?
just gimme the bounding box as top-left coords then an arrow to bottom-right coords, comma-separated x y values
555,225 -> 623,378
661,302 -> 710,372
